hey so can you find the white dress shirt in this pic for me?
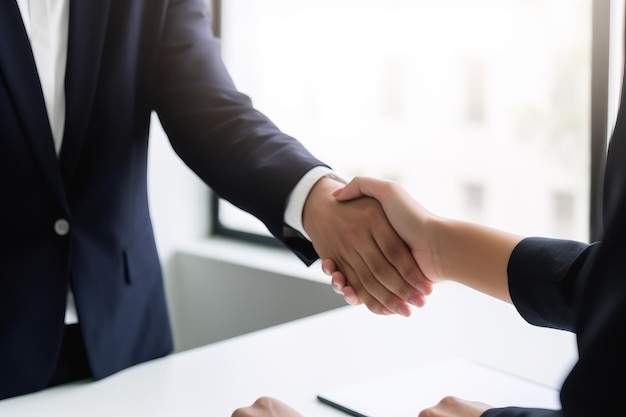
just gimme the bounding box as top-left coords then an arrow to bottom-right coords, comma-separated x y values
15,0 -> 332,324
16,0 -> 68,155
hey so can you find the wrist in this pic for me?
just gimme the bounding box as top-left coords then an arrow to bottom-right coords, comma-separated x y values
302,176 -> 346,238
284,167 -> 338,240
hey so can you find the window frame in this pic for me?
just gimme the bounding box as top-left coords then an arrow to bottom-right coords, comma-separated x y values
209,0 -> 610,245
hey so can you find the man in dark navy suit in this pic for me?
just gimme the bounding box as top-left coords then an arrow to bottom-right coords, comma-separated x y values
0,0 -> 433,400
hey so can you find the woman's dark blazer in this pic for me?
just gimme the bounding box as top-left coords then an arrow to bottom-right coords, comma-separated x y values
485,41 -> 626,417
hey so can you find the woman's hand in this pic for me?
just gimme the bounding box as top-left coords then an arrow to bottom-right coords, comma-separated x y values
418,396 -> 491,417
231,397 -> 304,417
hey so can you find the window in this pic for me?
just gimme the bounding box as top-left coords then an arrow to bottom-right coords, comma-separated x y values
464,59 -> 486,124
552,191 -> 576,238
212,0 -> 608,245
463,183 -> 485,223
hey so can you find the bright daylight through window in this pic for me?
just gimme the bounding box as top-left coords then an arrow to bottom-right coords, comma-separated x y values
215,0 -> 592,244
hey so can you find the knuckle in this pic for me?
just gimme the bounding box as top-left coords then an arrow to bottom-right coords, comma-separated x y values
383,243 -> 418,279
354,269 -> 378,292
341,214 -> 365,236
255,396 -> 267,404
254,397 -> 274,408
397,284 -> 418,300
375,238 -> 417,277
368,263 -> 388,281
439,396 -> 461,407
400,264 -> 422,285
367,304 -> 387,315
382,293 -> 403,310
362,296 -> 386,315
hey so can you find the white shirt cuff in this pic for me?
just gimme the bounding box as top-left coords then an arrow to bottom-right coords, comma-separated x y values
284,166 -> 347,241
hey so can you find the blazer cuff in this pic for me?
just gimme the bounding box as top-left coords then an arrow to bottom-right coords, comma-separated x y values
283,166 -> 346,241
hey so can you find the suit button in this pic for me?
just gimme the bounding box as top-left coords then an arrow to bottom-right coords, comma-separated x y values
54,219 -> 70,236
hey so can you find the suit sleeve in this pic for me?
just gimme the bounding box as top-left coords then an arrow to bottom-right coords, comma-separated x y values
479,237 -> 600,417
482,407 -> 563,417
152,0 -> 325,264
505,237 -> 599,332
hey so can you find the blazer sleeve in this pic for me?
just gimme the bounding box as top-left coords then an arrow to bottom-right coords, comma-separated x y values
478,238 -> 599,417
506,237 -> 599,332
151,0 -> 325,264
482,407 -> 563,417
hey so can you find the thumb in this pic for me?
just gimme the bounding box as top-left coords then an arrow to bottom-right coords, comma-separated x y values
331,179 -> 364,201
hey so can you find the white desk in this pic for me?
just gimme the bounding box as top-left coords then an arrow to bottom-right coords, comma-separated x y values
0,282 -> 578,416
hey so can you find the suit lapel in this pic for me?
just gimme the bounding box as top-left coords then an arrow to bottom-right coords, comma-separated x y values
0,0 -> 67,208
60,0 -> 112,188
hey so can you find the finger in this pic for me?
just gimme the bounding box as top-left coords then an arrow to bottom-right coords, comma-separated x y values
332,183 -> 432,307
330,212 -> 419,316
313,229 -> 401,313
341,285 -> 396,313
353,232 -> 425,311
340,285 -> 360,305
343,253 -> 414,317
334,254 -> 405,315
333,272 -> 411,313
331,178 -> 366,201
353,265 -> 414,316
330,270 -> 347,294
321,258 -> 337,276
356,198 -> 435,302
375,227 -> 434,297
333,176 -> 388,202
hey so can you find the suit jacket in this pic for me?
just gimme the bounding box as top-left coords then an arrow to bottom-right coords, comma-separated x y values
0,0 -> 324,400
482,47 -> 626,417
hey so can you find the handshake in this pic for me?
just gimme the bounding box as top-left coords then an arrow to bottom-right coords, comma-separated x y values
306,176 -> 521,316
230,177 -> 526,417
232,172 -> 617,417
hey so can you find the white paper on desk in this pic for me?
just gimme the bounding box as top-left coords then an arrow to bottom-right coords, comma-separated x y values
317,358 -> 560,417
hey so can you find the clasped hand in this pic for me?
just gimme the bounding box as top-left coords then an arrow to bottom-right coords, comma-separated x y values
302,176 -> 433,316
304,176 -> 442,314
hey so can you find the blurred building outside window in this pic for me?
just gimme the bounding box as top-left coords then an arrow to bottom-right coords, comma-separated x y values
216,0 -> 593,243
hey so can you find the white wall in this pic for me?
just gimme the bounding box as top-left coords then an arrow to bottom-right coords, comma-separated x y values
167,243 -> 346,351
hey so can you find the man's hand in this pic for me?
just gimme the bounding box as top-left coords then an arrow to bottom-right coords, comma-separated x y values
231,397 -> 304,417
302,177 -> 432,316
418,396 -> 491,417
